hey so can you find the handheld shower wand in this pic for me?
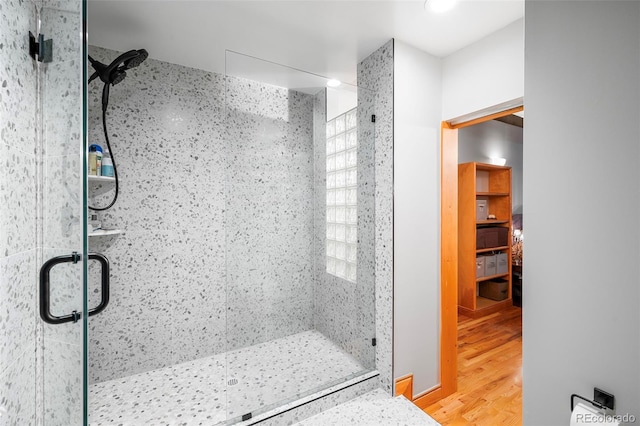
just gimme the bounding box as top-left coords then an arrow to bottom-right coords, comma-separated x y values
89,49 -> 148,110
88,49 -> 148,211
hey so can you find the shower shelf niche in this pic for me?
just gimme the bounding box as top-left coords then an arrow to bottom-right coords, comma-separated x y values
89,229 -> 122,238
88,175 -> 116,195
88,175 -> 122,237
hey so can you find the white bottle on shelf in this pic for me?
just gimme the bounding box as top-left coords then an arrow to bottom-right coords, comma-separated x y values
101,150 -> 114,177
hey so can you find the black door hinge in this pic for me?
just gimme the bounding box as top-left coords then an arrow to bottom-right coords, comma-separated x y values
29,32 -> 53,63
372,338 -> 377,347
371,114 -> 376,123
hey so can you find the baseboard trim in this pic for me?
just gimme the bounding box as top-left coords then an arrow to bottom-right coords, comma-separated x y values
395,374 -> 413,400
412,386 -> 443,410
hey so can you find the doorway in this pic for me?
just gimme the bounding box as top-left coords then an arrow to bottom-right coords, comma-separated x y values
431,106 -> 524,420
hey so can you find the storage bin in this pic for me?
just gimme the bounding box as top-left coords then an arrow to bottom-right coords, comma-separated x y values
476,226 -> 509,249
479,279 -> 508,301
496,252 -> 509,275
482,254 -> 497,276
475,256 -> 485,278
476,200 -> 487,221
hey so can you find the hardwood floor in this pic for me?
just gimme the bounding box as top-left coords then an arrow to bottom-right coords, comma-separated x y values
424,306 -> 522,425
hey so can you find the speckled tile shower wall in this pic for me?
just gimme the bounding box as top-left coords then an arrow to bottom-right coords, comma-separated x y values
312,89 -> 376,370
87,47 -> 315,382
0,0 -> 37,424
225,78 -> 315,351
358,40 -> 394,394
87,46 -> 227,383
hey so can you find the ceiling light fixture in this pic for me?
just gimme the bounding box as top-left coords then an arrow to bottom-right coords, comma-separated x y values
424,0 -> 457,13
327,79 -> 341,88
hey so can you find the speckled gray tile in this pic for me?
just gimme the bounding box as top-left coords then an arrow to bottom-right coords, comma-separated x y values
42,154 -> 83,250
294,389 -> 440,426
0,251 -> 36,377
225,331 -> 365,419
0,347 -> 37,425
0,0 -> 38,156
43,340 -> 83,425
87,46 -> 231,383
42,57 -> 82,157
248,376 -> 378,426
88,313 -> 173,384
355,84 -> 378,371
0,143 -> 36,258
358,39 -> 394,394
43,0 -> 81,13
0,4 -> 39,423
89,330 -> 369,425
40,4 -> 81,65
225,77 -> 315,352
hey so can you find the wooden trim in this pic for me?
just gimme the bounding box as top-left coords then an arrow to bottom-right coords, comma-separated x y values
458,299 -> 513,319
438,104 -> 523,408
412,387 -> 443,410
440,123 -> 458,397
395,374 -> 413,400
446,106 -> 524,130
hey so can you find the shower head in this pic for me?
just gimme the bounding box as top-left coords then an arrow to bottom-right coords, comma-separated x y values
88,49 -> 148,86
123,49 -> 148,69
88,49 -> 148,111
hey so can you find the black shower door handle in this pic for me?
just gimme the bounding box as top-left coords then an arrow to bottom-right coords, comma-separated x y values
39,252 -> 110,324
88,253 -> 110,317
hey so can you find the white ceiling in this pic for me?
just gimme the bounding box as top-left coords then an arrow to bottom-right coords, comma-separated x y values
87,0 -> 524,86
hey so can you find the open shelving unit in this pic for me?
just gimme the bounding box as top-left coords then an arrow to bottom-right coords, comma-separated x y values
458,162 -> 512,319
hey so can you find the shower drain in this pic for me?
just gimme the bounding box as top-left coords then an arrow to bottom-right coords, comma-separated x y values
228,378 -> 239,386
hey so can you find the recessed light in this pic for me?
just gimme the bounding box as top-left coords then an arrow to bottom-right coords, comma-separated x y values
327,79 -> 341,88
425,0 -> 457,13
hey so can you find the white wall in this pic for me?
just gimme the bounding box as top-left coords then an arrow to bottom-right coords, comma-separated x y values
524,1 -> 640,422
458,120 -> 523,214
393,40 -> 442,397
442,18 -> 524,121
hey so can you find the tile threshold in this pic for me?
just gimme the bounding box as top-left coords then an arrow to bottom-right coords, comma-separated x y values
234,370 -> 379,425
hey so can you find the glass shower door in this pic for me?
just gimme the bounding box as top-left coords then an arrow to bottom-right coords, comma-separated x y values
37,0 -> 87,424
224,51 -> 377,423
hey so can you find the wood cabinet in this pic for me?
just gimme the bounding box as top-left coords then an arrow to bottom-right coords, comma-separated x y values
458,162 -> 512,318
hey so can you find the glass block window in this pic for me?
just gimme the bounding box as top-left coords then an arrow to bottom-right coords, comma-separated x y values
326,108 -> 357,283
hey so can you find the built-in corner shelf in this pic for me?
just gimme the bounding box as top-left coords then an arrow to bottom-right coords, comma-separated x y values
88,229 -> 122,238
88,175 -> 115,183
88,175 -> 116,195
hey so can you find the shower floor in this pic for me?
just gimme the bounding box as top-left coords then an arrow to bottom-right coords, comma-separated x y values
88,330 -> 367,425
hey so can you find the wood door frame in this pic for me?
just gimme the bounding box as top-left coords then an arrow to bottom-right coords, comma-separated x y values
438,105 -> 524,400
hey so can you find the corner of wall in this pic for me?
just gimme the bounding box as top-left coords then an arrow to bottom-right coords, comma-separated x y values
358,39 -> 394,394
